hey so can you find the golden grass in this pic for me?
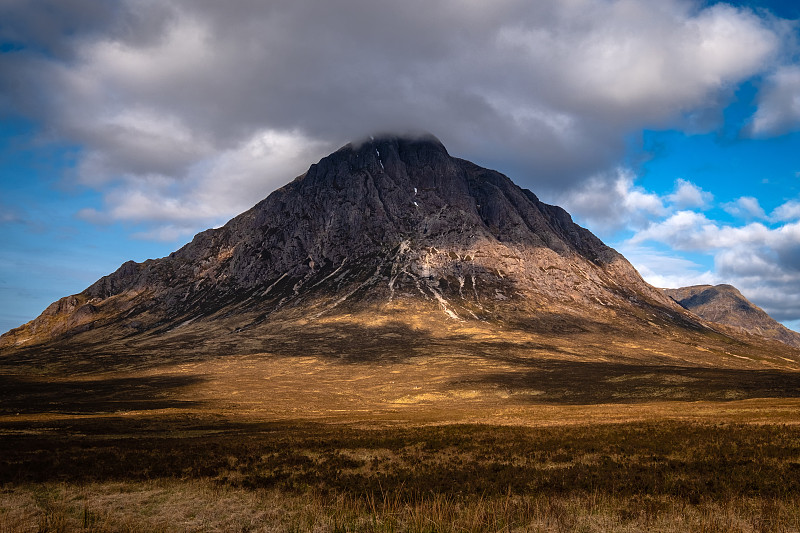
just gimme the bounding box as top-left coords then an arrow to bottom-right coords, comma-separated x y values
2,480 -> 800,532
4,310 -> 800,531
3,418 -> 800,530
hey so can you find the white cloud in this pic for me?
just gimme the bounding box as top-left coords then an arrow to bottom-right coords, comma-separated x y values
715,247 -> 787,282
616,244 -> 718,289
496,3 -> 778,114
667,178 -> 713,209
749,64 -> 800,137
631,211 -> 777,250
723,196 -> 767,219
630,210 -> 717,249
627,210 -> 800,321
558,168 -> 666,233
771,199 -> 800,221
76,129 -> 332,241
562,174 -> 717,236
72,110 -> 214,185
131,225 -> 195,243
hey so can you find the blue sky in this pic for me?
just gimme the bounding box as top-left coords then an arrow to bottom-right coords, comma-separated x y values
2,0 -> 800,333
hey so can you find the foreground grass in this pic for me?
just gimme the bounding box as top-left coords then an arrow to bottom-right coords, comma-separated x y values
2,419 -> 800,531
2,480 -> 800,532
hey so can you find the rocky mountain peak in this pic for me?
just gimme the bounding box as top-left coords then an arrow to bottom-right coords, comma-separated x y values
2,134 -> 689,350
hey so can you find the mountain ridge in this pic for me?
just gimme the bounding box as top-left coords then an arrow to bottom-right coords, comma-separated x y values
2,134 -> 797,370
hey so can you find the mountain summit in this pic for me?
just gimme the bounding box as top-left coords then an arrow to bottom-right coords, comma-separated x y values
8,133 -> 799,374
2,134 -> 691,351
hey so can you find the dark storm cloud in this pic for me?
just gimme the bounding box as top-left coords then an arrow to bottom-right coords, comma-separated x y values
0,0 -> 778,188
132,0 -> 780,184
0,0 -> 121,58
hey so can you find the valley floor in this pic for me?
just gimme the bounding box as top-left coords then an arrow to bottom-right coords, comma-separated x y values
3,320 -> 800,532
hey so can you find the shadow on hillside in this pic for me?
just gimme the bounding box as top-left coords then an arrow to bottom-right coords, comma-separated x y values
226,318 -> 452,363
459,360 -> 800,403
255,311 -> 625,363
2,308 -> 642,369
0,374 -> 205,415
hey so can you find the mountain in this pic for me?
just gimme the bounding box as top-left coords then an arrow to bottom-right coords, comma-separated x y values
665,284 -> 800,349
1,134 -> 797,369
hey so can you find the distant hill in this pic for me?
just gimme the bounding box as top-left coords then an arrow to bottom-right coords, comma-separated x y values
664,284 -> 800,349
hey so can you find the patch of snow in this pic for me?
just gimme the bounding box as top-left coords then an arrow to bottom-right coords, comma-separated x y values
443,308 -> 459,320
413,201 -> 418,207
414,187 -> 417,195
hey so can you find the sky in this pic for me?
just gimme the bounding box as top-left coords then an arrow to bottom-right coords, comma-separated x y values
1,0 -> 800,334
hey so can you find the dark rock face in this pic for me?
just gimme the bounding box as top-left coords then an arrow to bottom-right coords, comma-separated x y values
665,285 -> 800,349
2,134 -> 688,349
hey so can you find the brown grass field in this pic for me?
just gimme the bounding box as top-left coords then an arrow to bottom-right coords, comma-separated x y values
3,312 -> 800,531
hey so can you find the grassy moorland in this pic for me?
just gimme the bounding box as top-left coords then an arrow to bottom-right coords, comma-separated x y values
2,419 -> 800,531
2,314 -> 800,531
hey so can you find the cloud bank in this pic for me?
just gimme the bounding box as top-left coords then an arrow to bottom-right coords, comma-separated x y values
1,0 -> 795,239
